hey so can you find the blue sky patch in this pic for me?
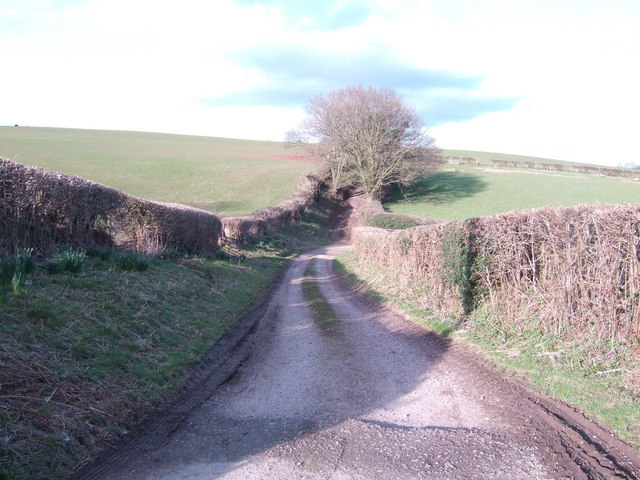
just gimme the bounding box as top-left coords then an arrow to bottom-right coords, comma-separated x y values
232,0 -> 371,30
204,46 -> 517,125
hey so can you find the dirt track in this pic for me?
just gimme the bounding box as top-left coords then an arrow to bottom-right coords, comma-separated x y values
77,234 -> 640,479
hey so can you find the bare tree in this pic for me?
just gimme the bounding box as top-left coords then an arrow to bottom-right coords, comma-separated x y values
288,86 -> 441,199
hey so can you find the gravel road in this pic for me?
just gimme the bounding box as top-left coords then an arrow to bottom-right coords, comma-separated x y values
81,242 -> 640,480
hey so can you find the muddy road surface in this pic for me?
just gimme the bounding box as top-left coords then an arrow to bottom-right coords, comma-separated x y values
81,243 -> 640,480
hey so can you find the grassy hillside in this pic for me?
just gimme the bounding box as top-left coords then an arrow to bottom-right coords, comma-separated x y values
386,159 -> 640,220
0,127 -> 315,217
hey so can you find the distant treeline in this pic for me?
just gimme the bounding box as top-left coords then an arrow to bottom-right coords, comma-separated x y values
448,156 -> 639,179
619,162 -> 640,170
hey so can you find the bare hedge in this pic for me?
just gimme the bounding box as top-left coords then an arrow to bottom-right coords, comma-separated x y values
1,158 -> 222,255
222,173 -> 322,243
352,204 -> 640,345
353,223 -> 462,314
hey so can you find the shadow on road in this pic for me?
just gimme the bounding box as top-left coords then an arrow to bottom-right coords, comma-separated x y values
171,246 -> 453,479
74,194 -> 640,480
85,241 -> 454,480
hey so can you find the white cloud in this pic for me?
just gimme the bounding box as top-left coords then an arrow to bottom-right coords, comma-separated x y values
370,0 -> 640,164
1,0 -> 639,165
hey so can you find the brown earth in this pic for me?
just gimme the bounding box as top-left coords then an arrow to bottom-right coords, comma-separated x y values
75,199 -> 640,480
243,153 -> 320,163
265,153 -> 319,163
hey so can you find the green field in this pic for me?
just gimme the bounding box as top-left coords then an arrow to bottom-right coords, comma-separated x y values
0,127 -> 315,217
385,161 -> 640,220
3,129 -> 637,221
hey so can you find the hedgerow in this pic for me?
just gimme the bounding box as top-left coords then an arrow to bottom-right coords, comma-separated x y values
352,204 -> 640,350
0,158 -> 222,256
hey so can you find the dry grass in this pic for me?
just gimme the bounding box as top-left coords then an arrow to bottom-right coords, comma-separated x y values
472,205 -> 640,344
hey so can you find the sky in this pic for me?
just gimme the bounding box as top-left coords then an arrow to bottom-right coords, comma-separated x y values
1,0 -> 639,165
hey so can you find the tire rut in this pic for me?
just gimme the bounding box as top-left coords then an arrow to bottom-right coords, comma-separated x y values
76,242 -> 640,480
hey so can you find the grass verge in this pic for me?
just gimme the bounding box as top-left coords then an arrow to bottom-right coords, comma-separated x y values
333,252 -> 455,336
301,263 -> 339,332
0,201 -> 333,480
334,250 -> 640,449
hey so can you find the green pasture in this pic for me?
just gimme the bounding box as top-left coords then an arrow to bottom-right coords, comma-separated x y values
3,128 -> 637,221
0,127 -> 315,217
386,163 -> 640,220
